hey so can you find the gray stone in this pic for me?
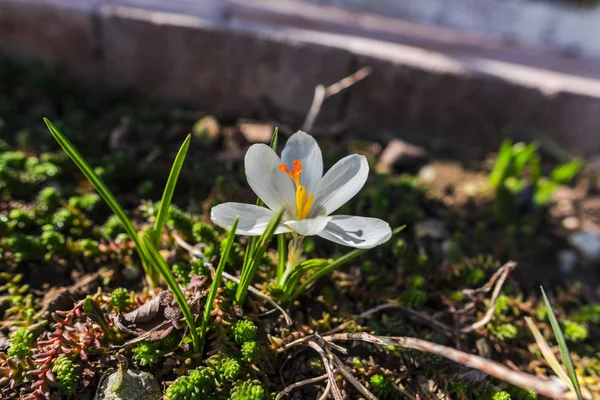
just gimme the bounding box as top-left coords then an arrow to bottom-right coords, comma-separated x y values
414,218 -> 448,240
557,249 -> 578,276
568,231 -> 600,261
95,369 -> 161,400
377,139 -> 428,173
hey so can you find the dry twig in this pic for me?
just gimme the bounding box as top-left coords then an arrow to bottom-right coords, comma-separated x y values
275,374 -> 328,400
302,66 -> 373,133
460,261 -> 516,333
323,332 -> 566,399
308,340 -> 344,400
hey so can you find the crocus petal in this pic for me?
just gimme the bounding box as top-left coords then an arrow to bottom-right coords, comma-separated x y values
281,131 -> 323,192
285,216 -> 332,236
210,202 -> 291,236
317,215 -> 392,249
310,154 -> 369,216
245,144 -> 296,215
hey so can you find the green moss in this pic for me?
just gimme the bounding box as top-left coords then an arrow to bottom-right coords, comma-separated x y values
230,380 -> 266,400
110,288 -> 130,310
40,229 -> 66,253
102,215 -> 126,239
369,374 -> 392,397
241,341 -> 260,362
36,186 -> 61,212
8,208 -> 35,229
7,327 -> 34,358
466,268 -> 486,285
489,323 -> 518,340
494,295 -> 511,317
165,367 -> 218,400
562,320 -> 588,342
402,289 -> 427,308
193,222 -> 217,244
168,205 -> 194,233
217,358 -> 241,381
132,341 -> 161,367
233,320 -> 257,344
52,356 -> 79,396
68,193 -> 100,211
491,391 -> 511,400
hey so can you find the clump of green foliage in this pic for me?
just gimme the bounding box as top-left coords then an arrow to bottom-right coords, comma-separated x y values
52,356 -> 79,396
165,367 -> 218,400
7,328 -> 34,358
230,380 -> 266,400
233,320 -> 257,344
110,288 -> 131,310
132,341 -> 162,367
488,140 -> 582,222
217,358 -> 241,381
369,374 -> 392,397
240,341 -> 260,362
492,391 -> 511,400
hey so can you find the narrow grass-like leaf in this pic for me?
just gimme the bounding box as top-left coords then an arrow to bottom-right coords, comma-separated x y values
269,127 -> 279,150
152,134 -> 191,246
489,139 -> 513,189
290,226 -> 405,301
44,118 -> 158,286
83,298 -> 118,343
525,317 -> 573,392
236,208 -> 285,304
281,258 -> 328,299
199,217 -> 239,354
140,233 -> 200,353
541,287 -> 582,400
551,158 -> 583,185
276,234 -> 286,285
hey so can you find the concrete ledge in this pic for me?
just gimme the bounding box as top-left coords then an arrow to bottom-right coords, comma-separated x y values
1,0 -> 600,157
303,0 -> 600,59
0,0 -> 101,83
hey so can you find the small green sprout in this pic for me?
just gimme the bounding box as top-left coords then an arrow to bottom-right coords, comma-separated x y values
489,323 -> 518,340
165,367 -> 217,400
218,358 -> 241,381
102,215 -> 126,239
369,374 -> 392,397
193,221 -> 217,244
7,328 -> 34,358
36,186 -> 61,212
230,380 -> 266,400
110,288 -> 130,310
492,391 -> 511,400
241,341 -> 260,362
132,341 -> 161,367
41,230 -> 66,253
8,209 -> 35,229
233,320 -> 257,344
52,356 -> 79,396
562,320 -> 588,343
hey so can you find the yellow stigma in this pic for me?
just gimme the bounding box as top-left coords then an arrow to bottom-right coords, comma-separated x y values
279,159 -> 314,219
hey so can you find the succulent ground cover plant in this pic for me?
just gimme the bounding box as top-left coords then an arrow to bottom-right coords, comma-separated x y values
0,56 -> 598,399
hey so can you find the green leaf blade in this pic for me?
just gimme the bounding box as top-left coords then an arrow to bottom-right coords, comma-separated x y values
541,287 -> 582,400
152,134 -> 191,246
44,118 -> 157,286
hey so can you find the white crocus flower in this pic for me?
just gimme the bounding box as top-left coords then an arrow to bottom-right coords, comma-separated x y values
210,131 -> 392,249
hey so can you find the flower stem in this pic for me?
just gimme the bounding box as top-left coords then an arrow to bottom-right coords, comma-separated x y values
278,234 -> 304,287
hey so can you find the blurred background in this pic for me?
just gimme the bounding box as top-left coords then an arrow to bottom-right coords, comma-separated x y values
2,0 -> 600,156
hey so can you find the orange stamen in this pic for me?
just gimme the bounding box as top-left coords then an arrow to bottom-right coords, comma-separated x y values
278,159 -> 313,219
